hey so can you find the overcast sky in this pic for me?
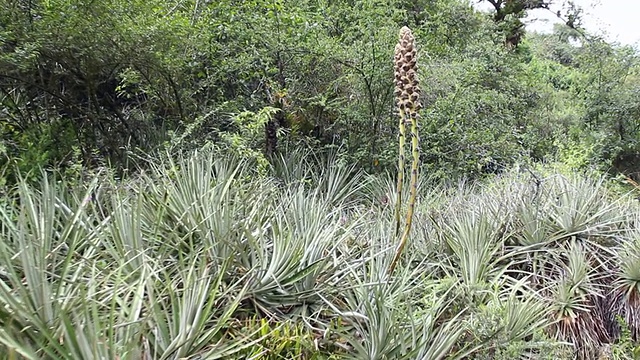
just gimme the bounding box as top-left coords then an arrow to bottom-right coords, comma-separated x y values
473,0 -> 640,48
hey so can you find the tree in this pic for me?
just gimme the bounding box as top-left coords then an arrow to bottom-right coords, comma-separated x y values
483,0 -> 551,47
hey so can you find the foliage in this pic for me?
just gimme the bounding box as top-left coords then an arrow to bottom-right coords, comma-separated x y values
2,0 -> 640,184
3,1 -> 640,357
0,149 -> 639,359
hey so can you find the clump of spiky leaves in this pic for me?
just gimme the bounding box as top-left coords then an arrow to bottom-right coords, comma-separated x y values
327,218 -> 470,360
0,149 -> 367,359
0,169 -> 258,359
503,173 -> 632,358
5,147 -> 640,360
545,241 -> 611,359
416,168 -> 639,359
611,225 -> 640,342
391,26 -> 422,274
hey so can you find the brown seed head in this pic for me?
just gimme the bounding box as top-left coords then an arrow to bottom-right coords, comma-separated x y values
394,26 -> 421,114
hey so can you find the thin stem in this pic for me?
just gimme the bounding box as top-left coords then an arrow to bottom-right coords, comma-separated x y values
394,109 -> 406,239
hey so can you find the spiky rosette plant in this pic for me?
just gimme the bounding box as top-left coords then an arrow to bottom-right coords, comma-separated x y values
390,26 -> 421,274
545,241 -> 611,359
611,232 -> 640,341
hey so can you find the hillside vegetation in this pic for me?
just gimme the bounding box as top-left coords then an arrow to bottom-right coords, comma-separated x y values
1,0 -> 640,359
1,0 -> 639,181
1,149 -> 640,359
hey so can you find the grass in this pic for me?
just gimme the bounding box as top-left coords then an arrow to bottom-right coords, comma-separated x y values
0,148 -> 640,359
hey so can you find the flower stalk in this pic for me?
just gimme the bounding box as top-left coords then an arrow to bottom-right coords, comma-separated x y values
390,26 -> 421,275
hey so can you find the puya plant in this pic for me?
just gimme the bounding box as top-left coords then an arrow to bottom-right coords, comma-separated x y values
390,26 -> 422,275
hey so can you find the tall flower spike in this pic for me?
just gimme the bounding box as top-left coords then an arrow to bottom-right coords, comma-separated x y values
390,26 -> 421,275
394,26 -> 421,118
